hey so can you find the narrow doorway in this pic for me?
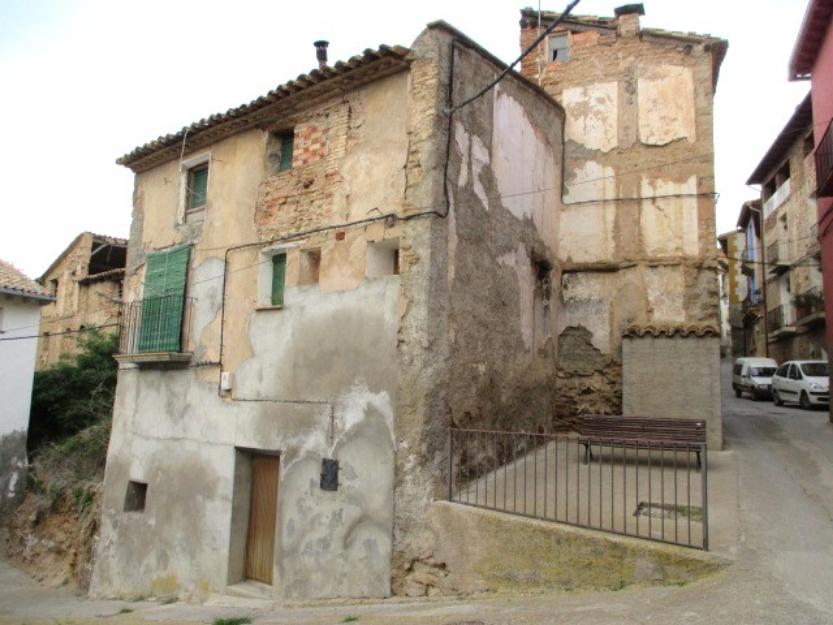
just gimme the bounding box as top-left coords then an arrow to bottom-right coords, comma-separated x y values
244,455 -> 279,584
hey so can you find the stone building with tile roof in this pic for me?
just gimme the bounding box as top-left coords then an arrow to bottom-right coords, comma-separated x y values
36,232 -> 126,369
0,259 -> 53,510
518,4 -> 726,448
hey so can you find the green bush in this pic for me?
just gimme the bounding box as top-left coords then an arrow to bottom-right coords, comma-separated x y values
28,329 -> 118,453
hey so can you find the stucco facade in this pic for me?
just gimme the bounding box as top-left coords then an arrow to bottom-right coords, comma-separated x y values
36,232 -> 126,369
92,23 -> 566,601
0,260 -> 53,510
518,7 -> 726,446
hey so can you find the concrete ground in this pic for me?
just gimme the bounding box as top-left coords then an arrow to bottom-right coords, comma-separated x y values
3,359 -> 833,625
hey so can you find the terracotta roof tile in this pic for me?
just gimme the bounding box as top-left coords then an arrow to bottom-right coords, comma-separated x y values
0,259 -> 52,300
623,324 -> 720,338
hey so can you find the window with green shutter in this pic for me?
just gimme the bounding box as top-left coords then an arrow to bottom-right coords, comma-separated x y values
271,253 -> 286,306
138,246 -> 190,352
187,164 -> 209,210
278,131 -> 294,172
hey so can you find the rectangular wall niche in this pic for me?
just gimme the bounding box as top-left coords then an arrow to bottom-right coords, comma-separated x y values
367,239 -> 400,278
123,480 -> 147,512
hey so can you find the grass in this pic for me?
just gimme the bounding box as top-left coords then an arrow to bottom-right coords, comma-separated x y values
118,607 -> 133,614
212,617 -> 253,625
343,618 -> 359,623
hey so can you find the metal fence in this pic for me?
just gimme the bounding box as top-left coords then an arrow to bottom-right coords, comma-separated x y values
119,295 -> 194,355
447,428 -> 708,550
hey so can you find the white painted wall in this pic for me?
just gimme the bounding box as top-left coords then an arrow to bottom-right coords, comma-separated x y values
0,294 -> 42,506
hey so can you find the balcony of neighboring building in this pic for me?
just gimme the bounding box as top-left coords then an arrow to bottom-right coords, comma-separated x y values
741,246 -> 757,276
794,286 -> 826,327
114,294 -> 194,367
767,303 -> 798,339
762,178 -> 790,219
817,119 -> 833,198
766,240 -> 790,274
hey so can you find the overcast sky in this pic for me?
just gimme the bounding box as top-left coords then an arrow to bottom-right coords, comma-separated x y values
0,0 -> 810,278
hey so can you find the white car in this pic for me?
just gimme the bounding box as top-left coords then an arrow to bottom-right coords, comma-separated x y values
732,357 -> 778,399
771,360 -> 830,409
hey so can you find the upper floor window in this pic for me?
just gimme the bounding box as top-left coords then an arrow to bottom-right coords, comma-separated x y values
548,34 -> 570,62
187,163 -> 209,211
267,129 -> 295,175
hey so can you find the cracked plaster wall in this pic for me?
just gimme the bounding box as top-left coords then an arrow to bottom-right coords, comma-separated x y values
520,19 -> 721,426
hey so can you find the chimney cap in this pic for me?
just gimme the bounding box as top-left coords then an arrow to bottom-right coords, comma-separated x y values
614,3 -> 645,17
314,40 -> 329,48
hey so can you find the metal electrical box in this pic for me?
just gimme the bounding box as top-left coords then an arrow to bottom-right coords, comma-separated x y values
320,458 -> 339,491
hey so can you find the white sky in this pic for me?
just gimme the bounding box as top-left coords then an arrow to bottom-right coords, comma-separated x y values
0,0 -> 809,278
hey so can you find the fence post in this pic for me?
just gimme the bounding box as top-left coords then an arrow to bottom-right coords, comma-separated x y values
447,429 -> 453,502
701,442 -> 709,551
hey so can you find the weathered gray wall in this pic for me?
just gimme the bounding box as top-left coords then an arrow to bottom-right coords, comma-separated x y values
622,334 -> 722,449
92,277 -> 399,601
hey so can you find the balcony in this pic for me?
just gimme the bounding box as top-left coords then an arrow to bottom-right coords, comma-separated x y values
741,246 -> 757,276
766,240 -> 789,274
115,294 -> 194,367
794,287 -> 826,326
817,119 -> 833,198
767,303 -> 797,338
763,179 -> 790,218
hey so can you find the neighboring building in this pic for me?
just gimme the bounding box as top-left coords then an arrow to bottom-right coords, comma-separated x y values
518,5 -> 727,446
790,0 -> 833,419
735,201 -> 768,357
718,228 -> 747,357
37,232 -> 126,369
717,250 -> 730,356
0,259 -> 54,509
92,23 -> 566,600
747,94 -> 826,363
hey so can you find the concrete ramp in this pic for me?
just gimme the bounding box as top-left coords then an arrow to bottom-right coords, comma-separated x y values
429,501 -> 727,594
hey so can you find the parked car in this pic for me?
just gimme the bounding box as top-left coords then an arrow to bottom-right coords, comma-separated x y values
732,357 -> 778,399
771,360 -> 830,409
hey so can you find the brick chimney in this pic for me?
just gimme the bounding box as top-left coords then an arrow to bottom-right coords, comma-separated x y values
615,3 -> 644,37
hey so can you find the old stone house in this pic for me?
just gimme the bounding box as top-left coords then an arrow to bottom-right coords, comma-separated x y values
92,22 -> 565,600
92,6 -> 727,602
746,94 -> 826,362
518,5 -> 727,447
37,232 -> 126,368
718,225 -> 751,357
0,260 -> 53,510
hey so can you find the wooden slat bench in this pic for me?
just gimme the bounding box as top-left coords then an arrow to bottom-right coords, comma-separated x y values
575,416 -> 707,468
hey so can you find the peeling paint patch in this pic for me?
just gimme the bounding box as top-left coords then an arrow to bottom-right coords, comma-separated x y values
639,176 -> 698,257
637,65 -> 696,145
563,160 -> 616,204
562,82 -> 618,152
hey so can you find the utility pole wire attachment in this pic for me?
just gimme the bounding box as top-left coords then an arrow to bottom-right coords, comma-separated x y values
446,0 -> 581,113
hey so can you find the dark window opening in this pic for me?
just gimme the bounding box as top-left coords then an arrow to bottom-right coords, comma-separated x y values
271,253 -> 287,306
49,278 -> 58,296
803,134 -> 815,157
124,480 -> 147,512
299,249 -> 321,286
88,240 -> 127,276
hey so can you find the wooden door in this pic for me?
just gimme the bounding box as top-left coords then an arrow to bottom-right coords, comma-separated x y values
245,455 -> 279,584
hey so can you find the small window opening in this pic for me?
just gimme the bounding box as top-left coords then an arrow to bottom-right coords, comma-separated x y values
187,163 -> 209,211
49,278 -> 58,296
298,249 -> 321,286
548,34 -> 570,62
367,240 -> 400,278
124,480 -> 147,512
267,130 -> 295,174
271,253 -> 287,306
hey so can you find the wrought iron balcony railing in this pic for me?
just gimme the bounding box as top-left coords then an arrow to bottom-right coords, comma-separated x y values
794,287 -> 825,324
767,303 -> 795,335
118,294 -> 194,362
817,119 -> 833,198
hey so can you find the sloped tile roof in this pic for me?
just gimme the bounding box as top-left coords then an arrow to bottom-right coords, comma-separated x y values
118,44 -> 411,173
0,258 -> 52,301
623,324 -> 720,338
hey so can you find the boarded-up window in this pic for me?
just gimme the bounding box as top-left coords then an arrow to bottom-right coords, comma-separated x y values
138,246 -> 190,352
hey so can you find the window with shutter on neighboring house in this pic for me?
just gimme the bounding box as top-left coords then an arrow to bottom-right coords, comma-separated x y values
271,253 -> 286,306
278,131 -> 294,172
138,246 -> 190,352
187,164 -> 209,211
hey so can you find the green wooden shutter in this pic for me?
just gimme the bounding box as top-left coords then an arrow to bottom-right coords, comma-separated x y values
279,133 -> 294,172
271,254 -> 286,306
188,165 -> 208,209
138,246 -> 191,352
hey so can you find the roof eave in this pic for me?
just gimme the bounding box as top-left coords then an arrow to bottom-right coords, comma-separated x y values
0,287 -> 55,303
746,94 -> 813,185
789,0 -> 833,80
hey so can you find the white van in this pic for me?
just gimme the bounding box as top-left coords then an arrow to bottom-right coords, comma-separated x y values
732,357 -> 779,399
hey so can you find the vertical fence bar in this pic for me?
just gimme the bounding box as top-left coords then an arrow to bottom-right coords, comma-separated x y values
701,443 -> 709,550
576,439 -> 581,525
587,442 -> 591,527
660,444 -> 665,542
544,438 -> 549,519
534,437 -> 538,518
635,441 -> 639,537
674,443 -> 679,544
687,448 -> 692,546
610,444 -> 614,532
622,443 -> 627,534
447,429 -> 453,502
